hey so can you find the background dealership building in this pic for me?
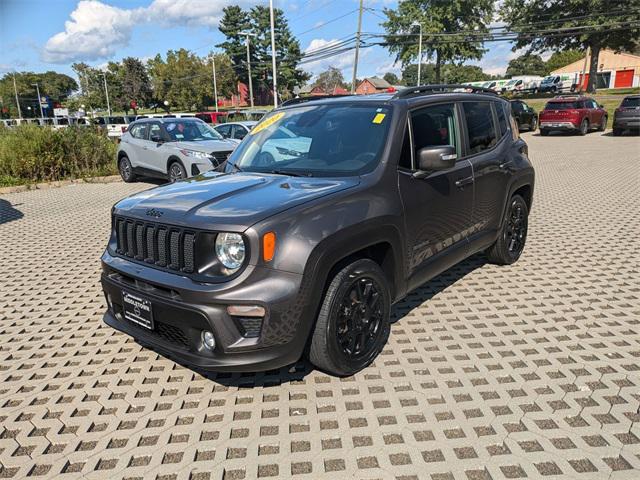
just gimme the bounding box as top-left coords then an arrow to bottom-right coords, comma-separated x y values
551,49 -> 640,89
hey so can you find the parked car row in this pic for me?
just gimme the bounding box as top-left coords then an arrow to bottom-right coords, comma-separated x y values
509,94 -> 639,137
0,116 -> 91,128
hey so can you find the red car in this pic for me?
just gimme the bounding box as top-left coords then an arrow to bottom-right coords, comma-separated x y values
195,111 -> 228,125
539,96 -> 608,136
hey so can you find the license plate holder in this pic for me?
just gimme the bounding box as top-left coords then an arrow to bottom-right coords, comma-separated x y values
122,291 -> 154,330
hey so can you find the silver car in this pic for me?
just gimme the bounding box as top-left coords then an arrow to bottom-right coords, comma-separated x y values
116,117 -> 237,182
213,121 -> 258,142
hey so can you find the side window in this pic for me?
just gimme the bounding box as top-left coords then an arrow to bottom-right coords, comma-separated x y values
148,123 -> 162,141
130,124 -> 148,140
588,99 -> 598,109
496,103 -> 508,137
462,102 -> 497,155
217,124 -> 232,138
410,103 -> 458,159
233,126 -> 247,140
398,119 -> 412,170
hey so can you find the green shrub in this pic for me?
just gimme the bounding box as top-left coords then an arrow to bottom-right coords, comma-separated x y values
0,125 -> 118,186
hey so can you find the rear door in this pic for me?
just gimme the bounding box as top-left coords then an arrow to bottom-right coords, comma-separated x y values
123,123 -> 149,168
397,102 -> 474,287
462,100 -> 509,237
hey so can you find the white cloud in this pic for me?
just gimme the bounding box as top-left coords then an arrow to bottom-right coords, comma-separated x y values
302,38 -> 356,77
42,0 -> 258,64
42,1 -> 139,63
375,59 -> 402,77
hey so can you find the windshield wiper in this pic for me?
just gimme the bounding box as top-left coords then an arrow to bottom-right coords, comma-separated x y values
229,162 -> 243,172
269,169 -> 311,177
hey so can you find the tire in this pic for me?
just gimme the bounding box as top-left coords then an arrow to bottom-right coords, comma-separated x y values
486,194 -> 529,265
578,119 -> 589,136
309,259 -> 391,376
540,129 -> 549,136
599,116 -> 607,132
613,128 -> 623,136
118,155 -> 137,183
529,116 -> 538,132
168,160 -> 186,182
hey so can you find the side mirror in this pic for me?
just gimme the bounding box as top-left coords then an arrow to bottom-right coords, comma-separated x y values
150,134 -> 164,143
413,145 -> 457,178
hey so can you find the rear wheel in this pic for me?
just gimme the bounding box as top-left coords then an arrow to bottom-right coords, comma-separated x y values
599,116 -> 608,132
578,119 -> 589,136
486,194 -> 529,265
118,155 -> 137,183
613,128 -> 623,136
309,259 -> 391,376
540,129 -> 549,136
529,116 -> 538,132
168,161 -> 186,182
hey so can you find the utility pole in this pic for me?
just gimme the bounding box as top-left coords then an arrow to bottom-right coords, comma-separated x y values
32,83 -> 44,120
13,72 -> 22,119
269,0 -> 278,107
351,0 -> 364,94
211,55 -> 219,112
101,72 -> 111,116
240,31 -> 256,109
412,22 -> 423,86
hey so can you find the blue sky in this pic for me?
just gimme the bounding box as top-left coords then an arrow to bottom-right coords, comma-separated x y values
0,0 -> 516,82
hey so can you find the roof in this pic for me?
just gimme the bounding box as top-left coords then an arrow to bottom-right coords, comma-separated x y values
219,121 -> 258,127
364,76 -> 392,89
550,49 -> 640,74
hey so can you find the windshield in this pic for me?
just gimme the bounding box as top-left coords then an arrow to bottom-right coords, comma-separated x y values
545,101 -> 578,110
226,104 -> 392,177
621,97 -> 640,107
506,79 -> 518,85
165,120 -> 224,141
541,76 -> 556,84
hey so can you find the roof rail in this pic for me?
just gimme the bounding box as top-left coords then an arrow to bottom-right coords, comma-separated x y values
280,94 -> 354,107
393,84 -> 499,98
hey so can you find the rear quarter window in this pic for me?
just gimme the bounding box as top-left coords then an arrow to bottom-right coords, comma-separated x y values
462,102 -> 497,154
496,103 -> 508,137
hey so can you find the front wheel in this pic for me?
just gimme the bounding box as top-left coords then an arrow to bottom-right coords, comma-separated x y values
613,128 -> 623,136
578,119 -> 589,136
168,161 -> 186,182
309,259 -> 391,376
486,194 -> 529,265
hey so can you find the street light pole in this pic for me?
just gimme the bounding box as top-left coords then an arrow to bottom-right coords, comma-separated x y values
211,55 -> 219,112
269,0 -> 278,107
240,32 -> 256,109
101,72 -> 111,116
351,0 -> 364,94
412,22 -> 423,86
12,72 -> 22,119
32,83 -> 44,120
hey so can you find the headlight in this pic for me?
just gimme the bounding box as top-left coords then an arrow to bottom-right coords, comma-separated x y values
215,232 -> 245,270
180,149 -> 210,160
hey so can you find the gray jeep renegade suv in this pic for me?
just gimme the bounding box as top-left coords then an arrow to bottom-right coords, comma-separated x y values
101,85 -> 535,376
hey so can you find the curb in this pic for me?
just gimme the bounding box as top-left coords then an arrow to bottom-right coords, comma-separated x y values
0,175 -> 121,195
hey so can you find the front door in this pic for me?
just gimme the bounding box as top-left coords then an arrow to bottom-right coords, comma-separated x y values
398,103 -> 474,288
140,122 -> 167,174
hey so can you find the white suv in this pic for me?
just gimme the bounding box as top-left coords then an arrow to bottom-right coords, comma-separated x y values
116,118 -> 237,182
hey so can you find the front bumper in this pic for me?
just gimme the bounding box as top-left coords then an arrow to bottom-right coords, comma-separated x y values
101,250 -> 310,372
540,121 -> 578,131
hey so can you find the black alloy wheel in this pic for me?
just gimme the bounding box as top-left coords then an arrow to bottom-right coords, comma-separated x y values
335,277 -> 384,359
579,119 -> 589,136
529,116 -> 538,132
504,197 -> 528,260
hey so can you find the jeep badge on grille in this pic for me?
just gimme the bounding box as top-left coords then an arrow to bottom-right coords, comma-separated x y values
146,208 -> 163,218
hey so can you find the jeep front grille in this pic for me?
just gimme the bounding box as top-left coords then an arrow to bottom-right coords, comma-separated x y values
210,150 -> 232,165
114,217 -> 196,274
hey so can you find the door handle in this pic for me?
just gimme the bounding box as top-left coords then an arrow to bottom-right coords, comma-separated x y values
455,176 -> 474,188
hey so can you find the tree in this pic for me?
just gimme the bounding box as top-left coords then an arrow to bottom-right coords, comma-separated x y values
383,0 -> 494,83
501,0 -> 640,92
402,63 -> 489,85
505,54 -> 548,77
218,5 -> 309,102
545,50 -> 584,73
120,57 -> 152,113
313,67 -> 346,93
0,71 -> 78,117
383,72 -> 400,85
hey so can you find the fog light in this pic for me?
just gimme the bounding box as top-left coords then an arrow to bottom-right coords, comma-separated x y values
201,330 -> 216,350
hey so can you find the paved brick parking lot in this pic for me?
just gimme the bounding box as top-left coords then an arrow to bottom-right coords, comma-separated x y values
1,131 -> 639,480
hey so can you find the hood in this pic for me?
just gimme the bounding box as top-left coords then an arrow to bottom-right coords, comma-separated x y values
173,139 -> 236,153
113,171 -> 360,231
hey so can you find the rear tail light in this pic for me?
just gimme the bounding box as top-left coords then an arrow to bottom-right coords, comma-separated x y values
121,126 -> 127,133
